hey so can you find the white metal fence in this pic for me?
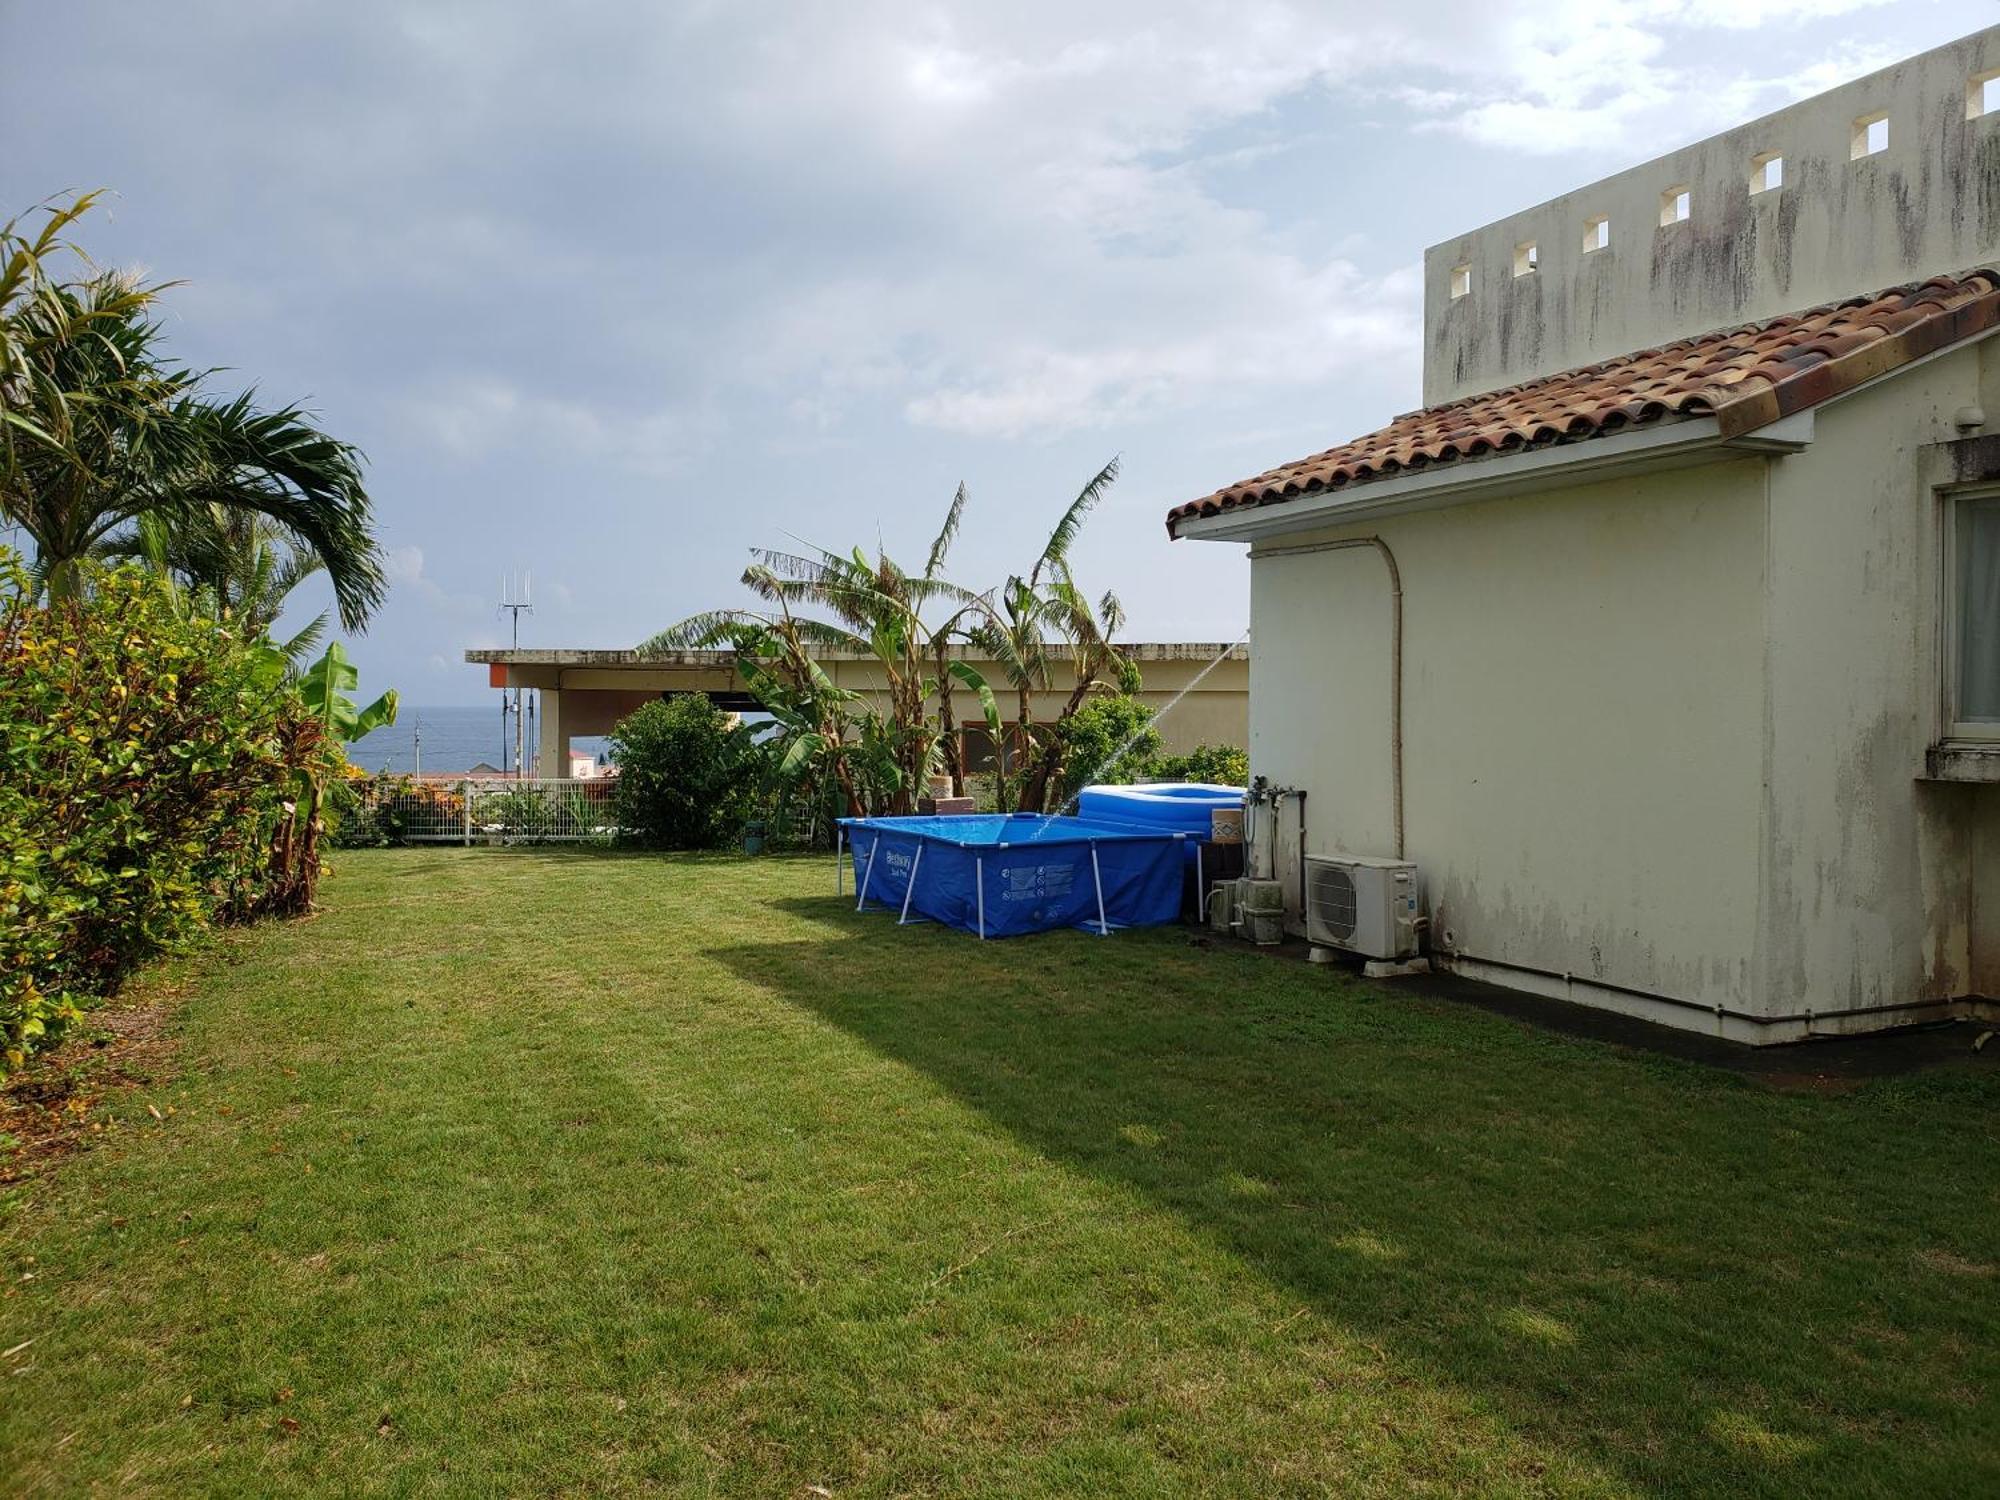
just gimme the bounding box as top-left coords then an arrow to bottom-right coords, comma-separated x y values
342,776 -> 619,845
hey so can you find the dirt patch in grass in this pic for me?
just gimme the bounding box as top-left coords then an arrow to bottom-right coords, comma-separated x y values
1,978 -> 185,1186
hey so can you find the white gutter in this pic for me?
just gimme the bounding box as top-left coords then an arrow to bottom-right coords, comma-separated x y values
1173,409 -> 1814,543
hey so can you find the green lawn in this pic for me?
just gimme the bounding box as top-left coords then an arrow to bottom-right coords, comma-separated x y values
2,850 -> 1995,1497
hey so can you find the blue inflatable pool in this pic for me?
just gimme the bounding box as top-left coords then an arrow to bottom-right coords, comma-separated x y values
1076,783 -> 1245,845
839,814 -> 1187,938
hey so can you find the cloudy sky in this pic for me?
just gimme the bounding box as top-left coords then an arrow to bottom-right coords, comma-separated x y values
5,1 -> 1993,702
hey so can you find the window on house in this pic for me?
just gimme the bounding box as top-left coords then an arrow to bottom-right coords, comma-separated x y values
1749,152 -> 1783,194
1659,185 -> 1690,226
1968,69 -> 2000,120
1512,241 -> 1538,277
1582,215 -> 1609,253
1949,490 -> 2000,734
1851,113 -> 1888,159
1449,263 -> 1471,299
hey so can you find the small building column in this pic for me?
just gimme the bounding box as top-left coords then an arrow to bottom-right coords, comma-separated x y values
537,686 -> 568,779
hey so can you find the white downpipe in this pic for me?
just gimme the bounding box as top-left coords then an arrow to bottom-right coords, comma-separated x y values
1248,535 -> 1405,859
899,842 -> 925,925
856,838 -> 878,911
976,856 -> 987,940
1090,842 -> 1110,936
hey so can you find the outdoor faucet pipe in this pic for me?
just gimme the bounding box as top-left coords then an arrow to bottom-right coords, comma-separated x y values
1246,536 -> 1404,859
1295,789 -> 1308,917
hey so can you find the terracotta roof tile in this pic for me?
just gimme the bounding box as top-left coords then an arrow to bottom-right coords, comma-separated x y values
1167,269 -> 2000,534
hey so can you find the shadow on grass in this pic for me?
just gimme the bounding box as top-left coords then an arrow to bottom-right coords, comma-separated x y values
714,895 -> 1999,1496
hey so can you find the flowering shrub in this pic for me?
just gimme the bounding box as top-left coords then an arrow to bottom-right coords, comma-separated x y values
0,553 -> 336,1073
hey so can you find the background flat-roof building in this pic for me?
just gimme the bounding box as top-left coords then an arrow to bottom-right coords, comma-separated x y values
470,643 -> 1248,778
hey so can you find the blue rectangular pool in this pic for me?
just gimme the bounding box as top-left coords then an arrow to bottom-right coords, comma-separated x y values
838,814 -> 1189,938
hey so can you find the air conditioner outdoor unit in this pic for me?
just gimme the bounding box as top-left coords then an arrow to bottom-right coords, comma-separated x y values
1304,855 -> 1421,961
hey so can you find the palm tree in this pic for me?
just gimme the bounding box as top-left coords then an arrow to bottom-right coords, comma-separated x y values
969,577 -> 1053,811
644,604 -> 871,815
737,540 -> 987,812
0,196 -> 384,629
974,457 -> 1129,812
1017,574 -> 1131,812
646,489 -> 999,815
0,192 -> 153,490
105,506 -> 332,667
917,483 -> 1003,797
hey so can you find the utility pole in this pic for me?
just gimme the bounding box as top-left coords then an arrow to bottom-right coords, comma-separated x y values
498,572 -> 533,777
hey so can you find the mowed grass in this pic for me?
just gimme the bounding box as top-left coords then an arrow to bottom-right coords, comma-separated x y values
2,851 -> 1996,1498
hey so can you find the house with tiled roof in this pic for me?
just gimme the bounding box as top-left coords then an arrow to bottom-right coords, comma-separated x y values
1171,26 -> 2000,1043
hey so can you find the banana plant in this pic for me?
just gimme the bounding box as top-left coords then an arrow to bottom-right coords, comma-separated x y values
262,643 -> 398,916
298,641 -> 398,743
944,658 -> 1005,807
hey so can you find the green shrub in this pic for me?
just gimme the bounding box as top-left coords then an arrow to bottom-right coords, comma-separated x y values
609,695 -> 760,850
1157,743 -> 1249,787
0,553 -> 333,1073
1052,695 -> 1162,803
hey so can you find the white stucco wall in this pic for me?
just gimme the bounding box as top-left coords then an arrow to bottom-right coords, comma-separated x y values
1423,25 -> 2000,404
1759,341 -> 1997,1017
1243,339 -> 2000,1038
1250,458 -> 1770,1016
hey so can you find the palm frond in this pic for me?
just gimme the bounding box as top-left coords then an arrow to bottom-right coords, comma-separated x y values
152,391 -> 383,630
639,609 -> 769,652
1099,588 -> 1126,638
276,608 -> 330,668
924,482 -> 968,582
1030,456 -> 1119,588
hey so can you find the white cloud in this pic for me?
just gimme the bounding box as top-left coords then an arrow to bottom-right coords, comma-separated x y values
375,541 -> 485,620
407,377 -> 721,480
385,545 -> 426,586
906,258 -> 1420,438
15,0 -> 1989,683
1393,0 -> 1907,153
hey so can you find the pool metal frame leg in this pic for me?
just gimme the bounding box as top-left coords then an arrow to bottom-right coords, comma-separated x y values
898,841 -> 926,925
976,855 -> 987,940
855,836 -> 878,911
1090,842 -> 1110,936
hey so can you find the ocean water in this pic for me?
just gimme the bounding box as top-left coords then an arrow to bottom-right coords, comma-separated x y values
345,705 -> 609,776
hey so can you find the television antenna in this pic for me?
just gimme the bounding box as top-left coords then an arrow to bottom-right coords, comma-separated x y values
498,572 -> 533,775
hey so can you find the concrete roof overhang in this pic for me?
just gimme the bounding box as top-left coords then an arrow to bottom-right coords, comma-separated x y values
465,642 -> 1249,669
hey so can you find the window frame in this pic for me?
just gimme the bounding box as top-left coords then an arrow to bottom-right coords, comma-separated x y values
1850,112 -> 1889,160
1941,483 -> 2000,743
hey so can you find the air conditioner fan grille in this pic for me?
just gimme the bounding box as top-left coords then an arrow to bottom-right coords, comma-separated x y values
1309,864 -> 1357,941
